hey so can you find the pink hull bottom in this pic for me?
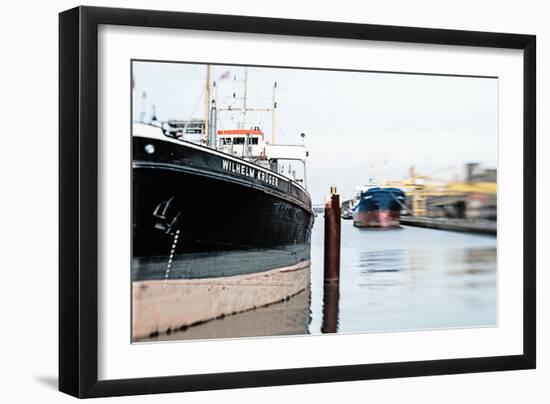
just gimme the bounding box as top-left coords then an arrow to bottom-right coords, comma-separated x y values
353,210 -> 401,228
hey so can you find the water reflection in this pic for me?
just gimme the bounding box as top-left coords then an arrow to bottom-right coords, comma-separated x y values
309,221 -> 497,334
146,220 -> 496,341
145,286 -> 312,342
321,282 -> 340,333
358,249 -> 403,273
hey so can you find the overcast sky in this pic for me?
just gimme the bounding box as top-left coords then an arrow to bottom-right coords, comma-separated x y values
132,61 -> 497,204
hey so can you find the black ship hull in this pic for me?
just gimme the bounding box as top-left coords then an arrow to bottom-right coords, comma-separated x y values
132,133 -> 314,339
132,135 -> 314,282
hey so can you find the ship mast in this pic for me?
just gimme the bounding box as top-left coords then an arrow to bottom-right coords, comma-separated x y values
272,81 -> 277,144
242,67 -> 248,126
140,91 -> 147,123
204,65 -> 211,144
383,157 -> 388,187
217,68 -> 276,131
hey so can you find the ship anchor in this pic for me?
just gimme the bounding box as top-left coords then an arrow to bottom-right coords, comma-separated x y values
152,197 -> 181,235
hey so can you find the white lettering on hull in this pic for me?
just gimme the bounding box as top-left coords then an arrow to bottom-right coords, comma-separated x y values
222,159 -> 280,187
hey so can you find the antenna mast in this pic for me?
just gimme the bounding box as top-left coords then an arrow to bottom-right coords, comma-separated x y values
204,65 -> 211,143
140,91 -> 147,123
242,67 -> 248,126
272,81 -> 277,144
383,157 -> 388,187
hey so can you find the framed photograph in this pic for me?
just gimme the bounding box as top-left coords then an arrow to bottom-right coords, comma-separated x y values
59,6 -> 536,398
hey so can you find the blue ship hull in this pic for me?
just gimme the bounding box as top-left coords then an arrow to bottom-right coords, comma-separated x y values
353,187 -> 406,228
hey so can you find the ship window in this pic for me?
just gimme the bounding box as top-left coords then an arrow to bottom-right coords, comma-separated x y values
233,137 -> 245,145
222,137 -> 232,145
250,138 -> 259,145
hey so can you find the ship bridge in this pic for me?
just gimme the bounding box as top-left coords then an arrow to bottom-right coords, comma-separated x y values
216,128 -> 308,186
217,128 -> 266,160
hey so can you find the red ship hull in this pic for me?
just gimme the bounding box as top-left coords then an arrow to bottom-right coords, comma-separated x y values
353,209 -> 401,228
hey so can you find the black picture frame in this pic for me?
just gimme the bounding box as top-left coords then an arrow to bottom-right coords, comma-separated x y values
59,6 -> 536,398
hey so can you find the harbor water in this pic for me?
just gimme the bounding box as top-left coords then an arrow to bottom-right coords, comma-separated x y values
147,219 -> 496,341
310,219 -> 497,334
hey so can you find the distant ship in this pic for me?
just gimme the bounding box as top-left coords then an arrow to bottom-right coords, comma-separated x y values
341,198 -> 355,220
353,186 -> 406,228
132,66 -> 314,340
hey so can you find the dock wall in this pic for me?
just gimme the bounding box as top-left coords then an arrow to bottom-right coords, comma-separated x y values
132,260 -> 311,340
401,217 -> 496,235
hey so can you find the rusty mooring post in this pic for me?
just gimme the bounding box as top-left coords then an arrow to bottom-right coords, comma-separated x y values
321,282 -> 340,333
324,186 -> 341,282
